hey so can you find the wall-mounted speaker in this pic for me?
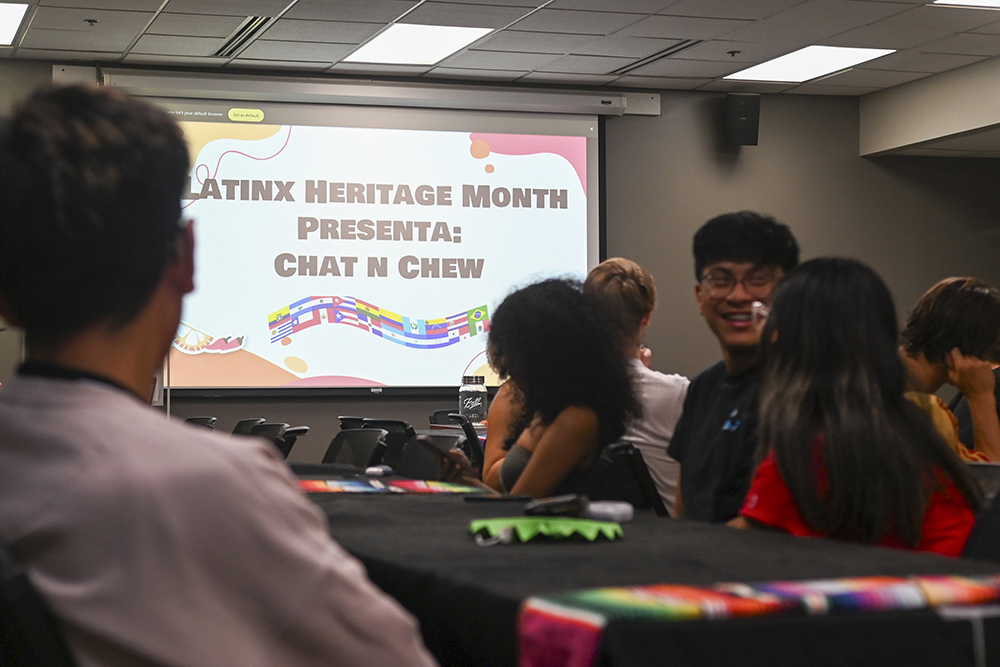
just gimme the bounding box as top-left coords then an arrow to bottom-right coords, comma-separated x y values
725,93 -> 760,146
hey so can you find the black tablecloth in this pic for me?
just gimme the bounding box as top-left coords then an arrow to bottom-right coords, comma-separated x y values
309,492 -> 1000,667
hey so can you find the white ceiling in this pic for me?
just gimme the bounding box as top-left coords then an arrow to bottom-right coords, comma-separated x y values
4,0 -> 1000,97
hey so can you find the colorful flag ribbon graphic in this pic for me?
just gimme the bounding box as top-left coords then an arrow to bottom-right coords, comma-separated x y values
268,296 -> 490,350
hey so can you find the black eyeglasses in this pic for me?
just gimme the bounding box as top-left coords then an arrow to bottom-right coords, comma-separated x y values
700,269 -> 779,299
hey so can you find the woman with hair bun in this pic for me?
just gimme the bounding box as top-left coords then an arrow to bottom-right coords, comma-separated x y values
735,258 -> 982,557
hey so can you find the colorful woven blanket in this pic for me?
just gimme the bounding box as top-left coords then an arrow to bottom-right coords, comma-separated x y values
519,574 -> 1000,667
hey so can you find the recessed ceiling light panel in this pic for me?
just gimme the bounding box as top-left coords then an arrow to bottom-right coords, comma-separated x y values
0,3 -> 29,46
724,45 -> 895,83
932,0 -> 1000,8
344,24 -> 492,66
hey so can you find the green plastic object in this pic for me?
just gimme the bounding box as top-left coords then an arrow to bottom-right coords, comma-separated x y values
468,517 -> 622,543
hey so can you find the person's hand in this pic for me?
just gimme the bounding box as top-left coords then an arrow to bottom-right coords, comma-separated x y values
637,345 -> 652,368
437,448 -> 484,487
946,348 -> 996,400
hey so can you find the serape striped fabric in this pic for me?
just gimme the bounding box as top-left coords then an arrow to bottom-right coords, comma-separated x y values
518,574 -> 1000,667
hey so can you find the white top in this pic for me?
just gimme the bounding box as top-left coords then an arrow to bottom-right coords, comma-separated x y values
0,375 -> 438,667
623,358 -> 690,515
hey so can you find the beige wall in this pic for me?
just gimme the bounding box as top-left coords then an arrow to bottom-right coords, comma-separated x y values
0,61 -> 50,382
605,91 -> 1000,381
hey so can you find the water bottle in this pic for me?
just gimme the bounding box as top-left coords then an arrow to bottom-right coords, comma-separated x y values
459,375 -> 488,425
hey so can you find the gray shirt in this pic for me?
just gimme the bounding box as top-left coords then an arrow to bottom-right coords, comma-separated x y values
0,375 -> 437,667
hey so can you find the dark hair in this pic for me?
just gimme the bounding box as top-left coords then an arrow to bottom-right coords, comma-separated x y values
0,85 -> 189,345
583,257 -> 656,337
692,211 -> 799,279
759,257 -> 981,546
900,277 -> 1000,365
488,278 -> 640,450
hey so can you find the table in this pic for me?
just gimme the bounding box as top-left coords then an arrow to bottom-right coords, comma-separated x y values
305,489 -> 1000,667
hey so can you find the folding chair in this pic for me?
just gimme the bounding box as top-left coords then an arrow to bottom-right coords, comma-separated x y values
232,418 -> 266,435
361,419 -> 416,467
322,429 -> 388,467
583,441 -> 669,516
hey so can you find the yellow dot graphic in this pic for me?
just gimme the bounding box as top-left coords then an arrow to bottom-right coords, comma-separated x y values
485,164 -> 495,173
470,140 -> 491,159
281,337 -> 292,346
285,356 -> 308,373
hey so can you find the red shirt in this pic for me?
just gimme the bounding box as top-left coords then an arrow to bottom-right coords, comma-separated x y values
740,449 -> 976,557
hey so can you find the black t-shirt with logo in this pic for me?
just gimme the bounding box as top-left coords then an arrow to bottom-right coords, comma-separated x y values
667,361 -> 760,522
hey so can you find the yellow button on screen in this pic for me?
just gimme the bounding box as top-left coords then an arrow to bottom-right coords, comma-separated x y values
228,108 -> 264,122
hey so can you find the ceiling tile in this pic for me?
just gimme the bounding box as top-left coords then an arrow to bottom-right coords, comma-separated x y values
611,74 -> 712,88
442,48 -> 559,69
855,49 -> 984,72
225,58 -> 331,70
131,34 -> 226,56
262,19 -> 383,43
823,5 -> 1000,50
435,0 -> 539,5
162,0 -> 293,16
629,56 -> 743,77
659,0 -> 805,20
511,9 -> 644,35
537,53 -> 636,73
475,30 -> 595,54
31,7 -> 153,32
695,79 -> 797,92
14,47 -> 122,60
918,32 -> 1000,57
669,39 -> 796,62
618,14 -> 750,39
20,27 -> 135,51
811,67 -> 928,87
237,40 -> 354,61
721,0 -> 910,46
573,35 -> 682,58
284,0 -> 418,22
550,0 -> 679,12
147,13 -> 246,38
518,71 -> 620,84
399,2 -> 533,28
425,66 -> 528,81
122,53 -> 230,66
787,82 -> 878,95
39,0 -> 162,8
328,61 -> 433,75
970,18 -> 1000,35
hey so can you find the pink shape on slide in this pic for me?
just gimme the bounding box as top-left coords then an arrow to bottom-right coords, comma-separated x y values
282,375 -> 385,388
470,133 -> 587,195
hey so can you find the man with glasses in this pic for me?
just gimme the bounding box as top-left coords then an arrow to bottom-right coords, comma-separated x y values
667,212 -> 799,521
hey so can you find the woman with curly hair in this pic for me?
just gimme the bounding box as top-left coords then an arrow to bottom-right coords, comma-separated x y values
734,258 -> 982,556
478,278 -> 640,498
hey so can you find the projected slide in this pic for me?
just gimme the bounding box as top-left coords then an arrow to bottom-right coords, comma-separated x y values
163,102 -> 595,389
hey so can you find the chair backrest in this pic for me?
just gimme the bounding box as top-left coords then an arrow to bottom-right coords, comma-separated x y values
0,541 -> 78,667
276,426 -> 309,459
963,495 -> 1000,562
249,422 -> 291,457
323,429 -> 388,467
583,441 -> 669,516
448,413 -> 485,476
338,416 -> 367,430
232,418 -> 266,435
429,409 -> 456,425
184,416 -> 217,429
361,419 -> 416,467
394,433 -> 464,481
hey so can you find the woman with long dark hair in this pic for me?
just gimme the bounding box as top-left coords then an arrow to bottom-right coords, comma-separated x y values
736,258 -> 981,556
479,278 -> 640,498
